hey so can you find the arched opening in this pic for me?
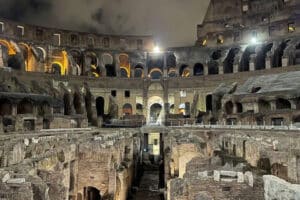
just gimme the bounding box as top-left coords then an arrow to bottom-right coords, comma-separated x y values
37,101 -> 50,116
208,61 -> 219,75
134,64 -> 144,78
7,55 -> 23,70
70,50 -> 83,75
193,63 -> 204,76
179,64 -> 190,77
148,54 -> 164,78
149,68 -> 163,79
150,103 -> 163,123
43,119 -> 50,129
136,103 -> 143,115
255,43 -> 273,70
19,42 -> 37,72
178,102 -> 190,116
105,64 -> 116,77
239,46 -> 256,72
96,97 -> 105,117
63,93 -> 72,115
223,48 -> 239,74
257,158 -> 271,174
293,115 -> 300,123
209,117 -> 217,125
272,40 -> 290,68
17,99 -> 33,114
236,102 -> 243,113
119,54 -> 130,78
122,103 -> 133,115
225,101 -> 234,115
0,99 -> 12,116
169,104 -> 175,114
208,50 -> 221,75
84,186 -> 101,200
51,50 -> 69,75
85,52 -> 99,77
51,63 -> 62,75
271,163 -> 288,180
206,95 -> 213,112
168,68 -> 177,77
167,54 -> 176,69
258,99 -> 271,112
276,98 -> 291,110
73,93 -> 83,114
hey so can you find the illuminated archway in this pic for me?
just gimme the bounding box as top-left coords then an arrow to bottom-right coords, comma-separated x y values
119,54 -> 130,78
19,42 -> 37,72
70,50 -> 83,75
0,39 -> 16,55
122,103 -> 133,115
102,53 -> 115,77
193,63 -> 204,76
51,50 -> 69,75
134,64 -> 144,78
168,68 -> 176,77
85,51 -> 99,77
149,68 -> 163,79
147,96 -> 164,125
179,64 -> 190,77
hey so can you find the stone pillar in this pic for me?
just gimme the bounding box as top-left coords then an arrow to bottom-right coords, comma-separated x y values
204,64 -> 209,75
12,105 -> 17,116
218,62 -> 224,75
254,102 -> 259,113
282,56 -> 289,67
270,101 -> 276,111
249,55 -> 256,71
291,100 -> 297,110
233,64 -> 239,73
266,53 -> 272,69
163,53 -> 168,78
145,52 -> 149,78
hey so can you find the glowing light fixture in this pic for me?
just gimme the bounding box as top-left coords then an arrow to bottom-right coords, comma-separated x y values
251,37 -> 257,44
153,46 -> 161,53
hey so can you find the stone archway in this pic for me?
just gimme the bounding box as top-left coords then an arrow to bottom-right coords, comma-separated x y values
84,186 -> 101,200
147,96 -> 164,125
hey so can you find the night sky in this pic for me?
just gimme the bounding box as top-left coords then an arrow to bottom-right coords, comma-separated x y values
0,0 -> 210,48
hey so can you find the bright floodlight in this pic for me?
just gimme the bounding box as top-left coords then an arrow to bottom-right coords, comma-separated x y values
153,46 -> 161,53
251,37 -> 257,44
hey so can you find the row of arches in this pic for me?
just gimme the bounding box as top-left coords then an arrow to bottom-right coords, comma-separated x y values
0,98 -> 52,116
224,98 -> 294,115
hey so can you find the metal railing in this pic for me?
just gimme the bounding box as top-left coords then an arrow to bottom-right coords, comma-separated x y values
168,123 -> 300,131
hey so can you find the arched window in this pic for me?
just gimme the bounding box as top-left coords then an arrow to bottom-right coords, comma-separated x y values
276,98 -> 291,110
193,63 -> 204,76
225,101 -> 234,115
17,99 -> 33,114
96,97 -> 105,117
123,103 -> 133,115
0,99 -> 12,116
239,46 -> 256,72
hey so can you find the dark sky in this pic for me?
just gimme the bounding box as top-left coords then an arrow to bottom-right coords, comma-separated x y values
0,0 -> 210,48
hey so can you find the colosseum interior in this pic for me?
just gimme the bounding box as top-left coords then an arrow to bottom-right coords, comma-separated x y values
0,0 -> 300,199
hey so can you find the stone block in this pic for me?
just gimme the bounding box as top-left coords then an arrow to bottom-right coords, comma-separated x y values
198,171 -> 208,178
220,170 -> 237,177
213,170 -> 220,182
6,178 -> 26,184
1,172 -> 10,183
244,171 -> 253,187
237,172 -> 244,183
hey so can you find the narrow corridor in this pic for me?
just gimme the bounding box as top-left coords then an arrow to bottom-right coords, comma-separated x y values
133,169 -> 162,200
